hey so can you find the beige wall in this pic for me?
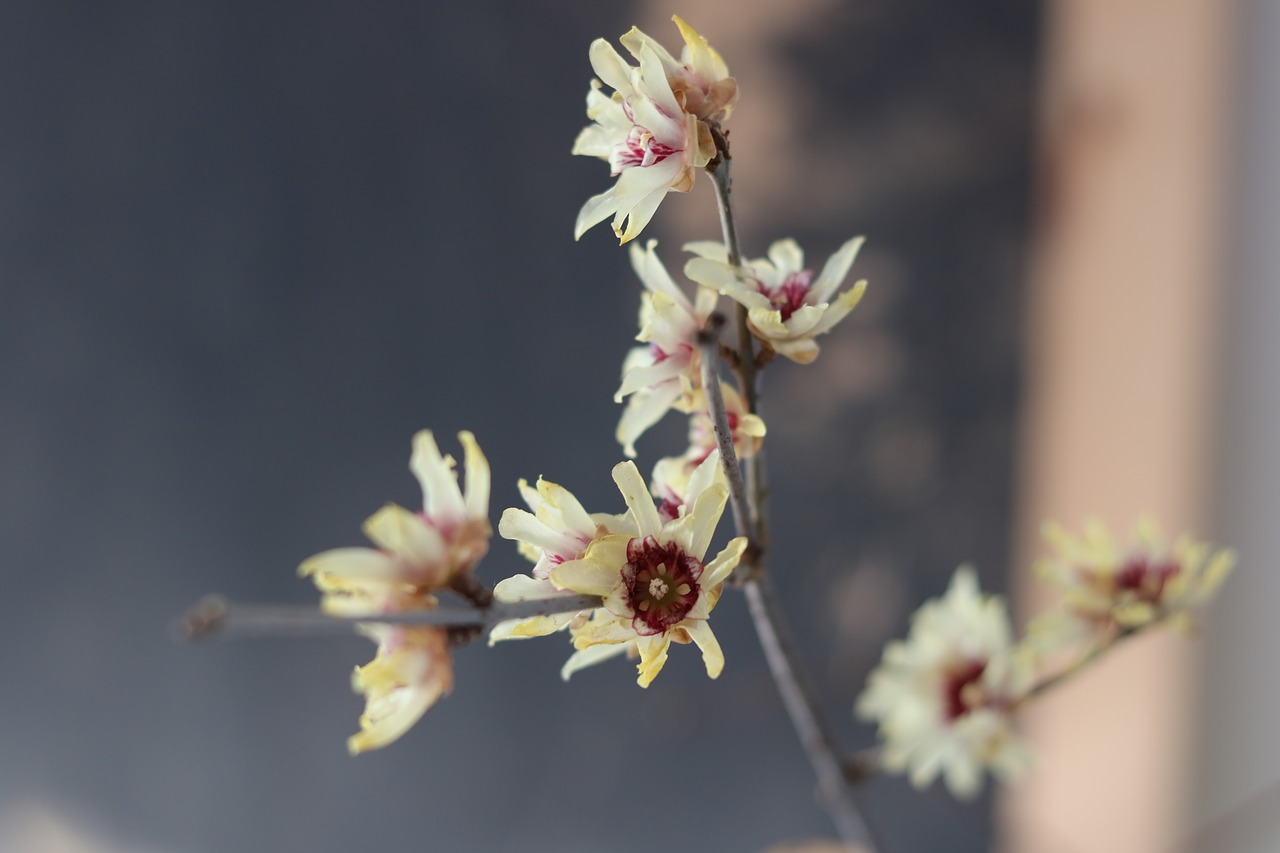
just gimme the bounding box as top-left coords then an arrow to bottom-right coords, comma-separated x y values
1003,2 -> 1235,852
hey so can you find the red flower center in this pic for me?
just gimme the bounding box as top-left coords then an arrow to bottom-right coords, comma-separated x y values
942,659 -> 988,722
611,126 -> 678,174
1113,555 -> 1181,603
758,270 -> 813,322
622,535 -> 703,635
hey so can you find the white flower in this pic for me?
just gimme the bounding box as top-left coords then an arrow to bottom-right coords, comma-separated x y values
572,20 -> 729,243
489,477 -> 633,643
615,239 -> 718,457
856,567 -> 1034,798
685,237 -> 868,364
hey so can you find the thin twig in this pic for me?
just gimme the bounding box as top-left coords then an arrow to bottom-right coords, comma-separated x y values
746,575 -> 878,849
175,593 -> 603,642
704,129 -> 878,850
698,315 -> 754,550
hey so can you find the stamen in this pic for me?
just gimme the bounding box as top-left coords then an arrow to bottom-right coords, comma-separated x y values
676,583 -> 691,596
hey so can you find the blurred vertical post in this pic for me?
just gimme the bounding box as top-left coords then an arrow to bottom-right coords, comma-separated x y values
1002,1 -> 1234,852
1193,2 -> 1280,851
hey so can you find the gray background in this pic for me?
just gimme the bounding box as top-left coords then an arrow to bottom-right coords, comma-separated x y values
0,1 -> 1036,850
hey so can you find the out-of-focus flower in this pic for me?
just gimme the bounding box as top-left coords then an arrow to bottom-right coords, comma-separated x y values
856,567 -> 1034,798
615,240 -> 719,457
1029,519 -> 1236,650
346,623 -> 453,755
299,430 -> 491,753
685,380 -> 766,463
685,237 -> 868,364
489,477 -> 633,643
573,18 -> 732,243
549,460 -> 747,686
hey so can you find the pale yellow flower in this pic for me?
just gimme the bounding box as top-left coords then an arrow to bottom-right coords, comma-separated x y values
856,567 -> 1034,798
550,460 -> 747,686
615,240 -> 719,457
299,430 -> 491,753
488,477 -> 633,644
573,18 -> 731,243
685,237 -> 868,364
1029,518 -> 1236,650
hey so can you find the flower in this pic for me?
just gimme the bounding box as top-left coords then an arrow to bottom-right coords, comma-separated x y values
1028,518 -> 1236,650
345,623 -> 453,755
685,237 -> 868,364
299,430 -> 491,753
489,476 -> 634,643
685,381 -> 766,464
572,18 -> 732,243
650,448 -> 726,525
615,239 -> 719,457
856,567 -> 1034,798
549,460 -> 747,686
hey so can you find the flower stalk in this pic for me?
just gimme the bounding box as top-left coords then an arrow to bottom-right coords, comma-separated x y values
702,132 -> 878,850
177,593 -> 604,642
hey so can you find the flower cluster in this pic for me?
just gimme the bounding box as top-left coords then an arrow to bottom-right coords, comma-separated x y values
493,454 -> 745,686
299,430 -> 491,754
858,520 -> 1234,797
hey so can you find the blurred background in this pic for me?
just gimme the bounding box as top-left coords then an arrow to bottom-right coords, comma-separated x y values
0,1 -> 1274,851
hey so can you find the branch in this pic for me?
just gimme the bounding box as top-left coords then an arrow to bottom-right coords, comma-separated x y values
698,314 -> 756,552
746,575 -> 879,849
175,593 -> 603,642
